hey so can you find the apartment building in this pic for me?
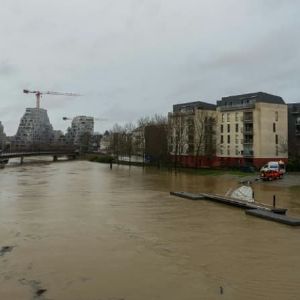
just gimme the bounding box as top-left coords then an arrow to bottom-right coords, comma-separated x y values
99,131 -> 111,153
288,103 -> 300,158
216,92 -> 288,168
65,116 -> 94,146
168,101 -> 217,167
0,121 -> 6,150
13,108 -> 54,149
132,126 -> 145,157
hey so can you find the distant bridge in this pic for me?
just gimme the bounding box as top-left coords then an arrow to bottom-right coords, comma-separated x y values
0,150 -> 79,165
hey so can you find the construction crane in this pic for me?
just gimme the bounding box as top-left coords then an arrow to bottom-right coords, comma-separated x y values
62,117 -> 107,121
23,89 -> 81,109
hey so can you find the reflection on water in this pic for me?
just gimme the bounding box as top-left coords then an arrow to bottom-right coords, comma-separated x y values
0,161 -> 300,300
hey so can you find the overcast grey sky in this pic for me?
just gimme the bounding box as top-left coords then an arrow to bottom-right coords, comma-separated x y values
1,0 -> 300,135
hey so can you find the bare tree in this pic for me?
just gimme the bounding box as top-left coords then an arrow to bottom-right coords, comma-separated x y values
151,114 -> 167,125
168,111 -> 187,171
124,122 -> 136,164
109,123 -> 123,163
194,110 -> 216,167
135,114 -> 168,166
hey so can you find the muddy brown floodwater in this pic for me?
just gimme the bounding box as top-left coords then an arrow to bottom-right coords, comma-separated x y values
0,160 -> 300,300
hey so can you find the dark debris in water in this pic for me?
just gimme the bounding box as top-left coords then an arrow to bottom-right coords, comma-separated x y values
0,246 -> 14,256
18,278 -> 47,299
36,289 -> 47,297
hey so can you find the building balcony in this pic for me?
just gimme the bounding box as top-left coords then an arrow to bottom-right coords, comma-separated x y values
243,129 -> 253,134
291,110 -> 300,114
241,148 -> 254,157
218,103 -> 255,112
243,118 -> 253,123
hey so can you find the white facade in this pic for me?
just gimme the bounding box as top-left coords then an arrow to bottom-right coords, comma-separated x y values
66,116 -> 94,146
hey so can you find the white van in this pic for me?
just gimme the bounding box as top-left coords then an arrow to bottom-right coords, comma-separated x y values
260,161 -> 286,175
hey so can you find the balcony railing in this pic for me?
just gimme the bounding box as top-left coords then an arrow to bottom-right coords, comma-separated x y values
243,129 -> 253,134
243,117 -> 253,123
243,153 -> 254,158
241,149 -> 254,157
291,110 -> 300,114
219,103 -> 255,112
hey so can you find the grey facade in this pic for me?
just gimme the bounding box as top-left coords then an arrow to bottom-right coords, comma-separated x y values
14,108 -> 54,148
217,92 -> 285,109
288,103 -> 300,157
53,130 -> 66,145
0,121 -> 6,150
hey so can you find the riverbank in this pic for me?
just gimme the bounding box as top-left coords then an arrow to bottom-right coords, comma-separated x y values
85,153 -> 255,177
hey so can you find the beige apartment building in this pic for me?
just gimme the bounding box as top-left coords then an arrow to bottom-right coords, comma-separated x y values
216,92 -> 288,168
168,101 -> 217,167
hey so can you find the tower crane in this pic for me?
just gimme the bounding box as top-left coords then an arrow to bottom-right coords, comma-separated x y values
23,89 -> 81,109
62,117 -> 107,121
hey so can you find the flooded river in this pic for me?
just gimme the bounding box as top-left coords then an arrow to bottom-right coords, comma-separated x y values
0,160 -> 300,300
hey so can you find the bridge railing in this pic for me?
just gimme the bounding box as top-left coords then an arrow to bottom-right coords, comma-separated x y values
3,144 -> 77,155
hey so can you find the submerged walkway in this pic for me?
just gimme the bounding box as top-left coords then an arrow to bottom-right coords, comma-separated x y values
170,191 -> 300,226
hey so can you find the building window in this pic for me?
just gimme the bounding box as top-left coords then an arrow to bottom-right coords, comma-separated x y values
235,112 -> 238,121
275,111 -> 278,121
275,134 -> 278,144
227,135 -> 230,144
221,135 -> 224,144
235,135 -> 238,144
221,124 -> 223,133
220,148 -> 223,155
227,113 -> 230,122
227,147 -> 230,155
273,123 -> 276,132
227,124 -> 230,132
222,113 -> 225,122
235,147 -> 239,155
235,123 -> 239,133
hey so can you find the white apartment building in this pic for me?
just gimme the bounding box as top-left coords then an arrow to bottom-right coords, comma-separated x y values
66,116 -> 94,146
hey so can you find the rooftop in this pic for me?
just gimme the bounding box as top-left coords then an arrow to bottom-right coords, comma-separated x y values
173,101 -> 216,112
217,92 -> 285,107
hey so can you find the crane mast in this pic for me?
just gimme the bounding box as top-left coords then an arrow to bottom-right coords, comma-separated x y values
23,89 -> 80,109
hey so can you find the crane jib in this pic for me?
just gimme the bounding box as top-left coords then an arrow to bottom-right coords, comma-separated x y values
23,89 -> 81,109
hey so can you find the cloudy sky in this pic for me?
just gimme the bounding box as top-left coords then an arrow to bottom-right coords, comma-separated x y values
1,0 -> 300,135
